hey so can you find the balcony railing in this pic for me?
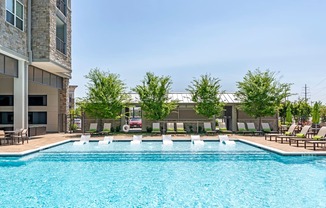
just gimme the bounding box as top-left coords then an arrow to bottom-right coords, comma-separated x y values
56,37 -> 66,54
56,0 -> 66,16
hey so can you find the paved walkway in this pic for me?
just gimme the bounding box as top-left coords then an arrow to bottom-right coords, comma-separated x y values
0,133 -> 325,154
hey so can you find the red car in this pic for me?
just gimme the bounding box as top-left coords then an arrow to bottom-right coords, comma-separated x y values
129,118 -> 142,128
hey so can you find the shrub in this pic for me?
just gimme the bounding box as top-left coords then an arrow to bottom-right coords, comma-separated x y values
146,126 -> 152,133
188,125 -> 194,133
70,124 -> 78,131
198,126 -> 203,133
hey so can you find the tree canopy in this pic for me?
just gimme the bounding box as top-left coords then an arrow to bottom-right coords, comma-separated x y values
312,102 -> 321,124
320,105 -> 326,123
279,100 -> 292,124
285,105 -> 292,124
291,99 -> 311,123
133,72 -> 177,121
235,69 -> 292,128
187,74 -> 224,118
80,68 -> 130,119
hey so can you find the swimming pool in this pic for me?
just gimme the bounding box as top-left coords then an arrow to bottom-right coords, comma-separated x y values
0,141 -> 325,207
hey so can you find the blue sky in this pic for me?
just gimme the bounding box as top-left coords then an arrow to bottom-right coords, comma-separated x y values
71,0 -> 326,103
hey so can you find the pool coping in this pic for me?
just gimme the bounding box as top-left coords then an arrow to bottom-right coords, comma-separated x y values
237,139 -> 326,156
0,140 -> 71,157
0,138 -> 326,157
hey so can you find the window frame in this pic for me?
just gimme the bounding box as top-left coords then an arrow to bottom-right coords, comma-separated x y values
5,0 -> 24,31
0,95 -> 14,106
56,17 -> 67,54
0,112 -> 14,125
28,112 -> 47,124
28,95 -> 47,106
56,0 -> 67,16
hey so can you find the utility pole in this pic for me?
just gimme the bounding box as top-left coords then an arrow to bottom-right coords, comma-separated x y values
304,84 -> 308,102
302,84 -> 310,102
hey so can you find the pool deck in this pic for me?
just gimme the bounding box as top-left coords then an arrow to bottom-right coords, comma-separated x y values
0,133 -> 325,156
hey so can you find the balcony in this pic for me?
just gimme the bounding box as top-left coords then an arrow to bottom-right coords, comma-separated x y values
56,37 -> 66,55
56,0 -> 66,16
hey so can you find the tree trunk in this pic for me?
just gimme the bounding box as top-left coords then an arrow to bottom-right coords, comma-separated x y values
212,115 -> 216,131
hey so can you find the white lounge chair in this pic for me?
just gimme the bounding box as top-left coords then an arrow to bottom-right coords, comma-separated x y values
98,136 -> 113,145
261,122 -> 278,134
191,135 -> 204,145
204,122 -> 216,135
219,135 -> 235,145
237,122 -> 251,134
217,121 -> 232,134
265,124 -> 297,141
73,134 -> 90,145
277,125 -> 311,144
246,123 -> 262,135
176,123 -> 186,134
86,123 -> 98,135
100,123 -> 111,135
152,123 -> 161,135
131,135 -> 142,144
166,123 -> 176,134
162,135 -> 173,145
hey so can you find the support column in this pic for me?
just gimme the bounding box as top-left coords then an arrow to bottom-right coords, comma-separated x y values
14,60 -> 28,130
231,104 -> 237,132
59,78 -> 69,132
120,108 -> 126,132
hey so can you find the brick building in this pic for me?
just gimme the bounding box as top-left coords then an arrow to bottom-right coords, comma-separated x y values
0,0 -> 72,133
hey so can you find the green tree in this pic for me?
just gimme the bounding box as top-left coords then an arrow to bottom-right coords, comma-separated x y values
312,101 -> 321,125
285,105 -> 292,124
279,101 -> 292,124
235,69 -> 292,130
82,68 -> 130,120
133,72 -> 177,121
320,105 -> 326,123
291,99 -> 311,124
187,74 -> 224,125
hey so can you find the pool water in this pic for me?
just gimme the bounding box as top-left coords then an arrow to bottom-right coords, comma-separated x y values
0,141 -> 325,207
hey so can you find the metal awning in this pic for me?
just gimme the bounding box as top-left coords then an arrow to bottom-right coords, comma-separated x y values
129,93 -> 239,104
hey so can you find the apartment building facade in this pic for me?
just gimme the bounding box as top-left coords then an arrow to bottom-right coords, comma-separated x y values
0,0 -> 72,133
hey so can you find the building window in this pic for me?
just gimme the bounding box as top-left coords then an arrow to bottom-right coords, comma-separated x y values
0,112 -> 14,124
28,112 -> 47,124
56,0 -> 67,16
29,95 -> 47,106
0,95 -> 14,106
56,17 -> 66,54
6,0 -> 24,31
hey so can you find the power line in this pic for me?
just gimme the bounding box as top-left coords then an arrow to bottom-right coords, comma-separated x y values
311,76 -> 326,88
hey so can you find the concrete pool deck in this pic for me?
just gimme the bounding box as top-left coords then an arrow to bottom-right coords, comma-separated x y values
0,133 -> 325,156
